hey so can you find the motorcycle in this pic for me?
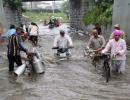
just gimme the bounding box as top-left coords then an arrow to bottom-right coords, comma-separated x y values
52,47 -> 71,59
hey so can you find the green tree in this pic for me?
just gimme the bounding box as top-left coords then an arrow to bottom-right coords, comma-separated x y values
83,0 -> 113,25
62,1 -> 69,18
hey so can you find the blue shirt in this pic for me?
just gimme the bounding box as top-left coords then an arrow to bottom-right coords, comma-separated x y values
6,29 -> 16,37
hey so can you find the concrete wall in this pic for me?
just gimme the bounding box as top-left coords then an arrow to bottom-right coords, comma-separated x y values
0,0 -> 23,29
113,0 -> 130,45
0,0 -> 7,27
69,0 -> 112,39
3,3 -> 22,28
69,0 -> 95,30
69,0 -> 82,29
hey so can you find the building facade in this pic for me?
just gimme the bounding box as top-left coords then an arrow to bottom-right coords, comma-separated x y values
0,0 -> 22,29
0,0 -> 7,27
69,0 -> 95,30
113,0 -> 130,46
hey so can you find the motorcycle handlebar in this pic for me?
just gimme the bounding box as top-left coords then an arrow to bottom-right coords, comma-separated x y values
52,47 -> 74,49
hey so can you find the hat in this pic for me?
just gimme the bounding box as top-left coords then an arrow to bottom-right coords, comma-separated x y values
113,30 -> 122,36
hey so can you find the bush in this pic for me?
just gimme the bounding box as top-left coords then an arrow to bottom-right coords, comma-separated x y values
83,0 -> 113,25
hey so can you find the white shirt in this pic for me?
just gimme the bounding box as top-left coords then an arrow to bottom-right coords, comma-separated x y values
102,39 -> 127,60
29,25 -> 38,36
53,34 -> 73,48
23,25 -> 26,32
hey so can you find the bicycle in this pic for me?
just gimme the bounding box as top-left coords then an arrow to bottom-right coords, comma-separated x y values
83,48 -> 98,67
101,53 -> 111,83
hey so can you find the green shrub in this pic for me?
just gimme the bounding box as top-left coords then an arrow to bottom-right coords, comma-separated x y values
83,0 -> 113,25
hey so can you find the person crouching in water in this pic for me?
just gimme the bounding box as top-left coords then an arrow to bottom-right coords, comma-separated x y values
102,30 -> 127,74
7,27 -> 28,74
52,30 -> 74,56
29,22 -> 39,46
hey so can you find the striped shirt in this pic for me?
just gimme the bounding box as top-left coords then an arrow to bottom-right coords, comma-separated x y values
8,34 -> 27,56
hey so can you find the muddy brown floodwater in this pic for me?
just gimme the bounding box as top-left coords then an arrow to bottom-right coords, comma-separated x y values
0,24 -> 130,100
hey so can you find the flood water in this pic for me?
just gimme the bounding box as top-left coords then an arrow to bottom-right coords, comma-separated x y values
0,24 -> 130,100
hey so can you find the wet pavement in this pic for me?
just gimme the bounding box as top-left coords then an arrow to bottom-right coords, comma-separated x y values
0,24 -> 130,100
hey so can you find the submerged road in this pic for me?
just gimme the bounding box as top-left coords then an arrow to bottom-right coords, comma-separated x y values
0,24 -> 130,100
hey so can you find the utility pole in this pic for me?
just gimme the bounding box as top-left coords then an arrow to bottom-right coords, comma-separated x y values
31,0 -> 32,10
52,0 -> 55,16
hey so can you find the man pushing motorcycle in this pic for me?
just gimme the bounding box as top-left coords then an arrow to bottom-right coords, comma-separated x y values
52,30 -> 74,57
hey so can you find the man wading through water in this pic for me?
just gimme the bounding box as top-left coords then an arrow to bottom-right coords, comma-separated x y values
7,27 -> 28,75
102,30 -> 127,74
29,22 -> 39,46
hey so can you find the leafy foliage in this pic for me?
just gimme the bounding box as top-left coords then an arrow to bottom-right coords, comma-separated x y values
83,0 -> 113,25
62,1 -> 70,18
62,1 -> 69,13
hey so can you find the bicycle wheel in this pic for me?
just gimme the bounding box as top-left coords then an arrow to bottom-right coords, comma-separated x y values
92,56 -> 97,68
104,62 -> 110,83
